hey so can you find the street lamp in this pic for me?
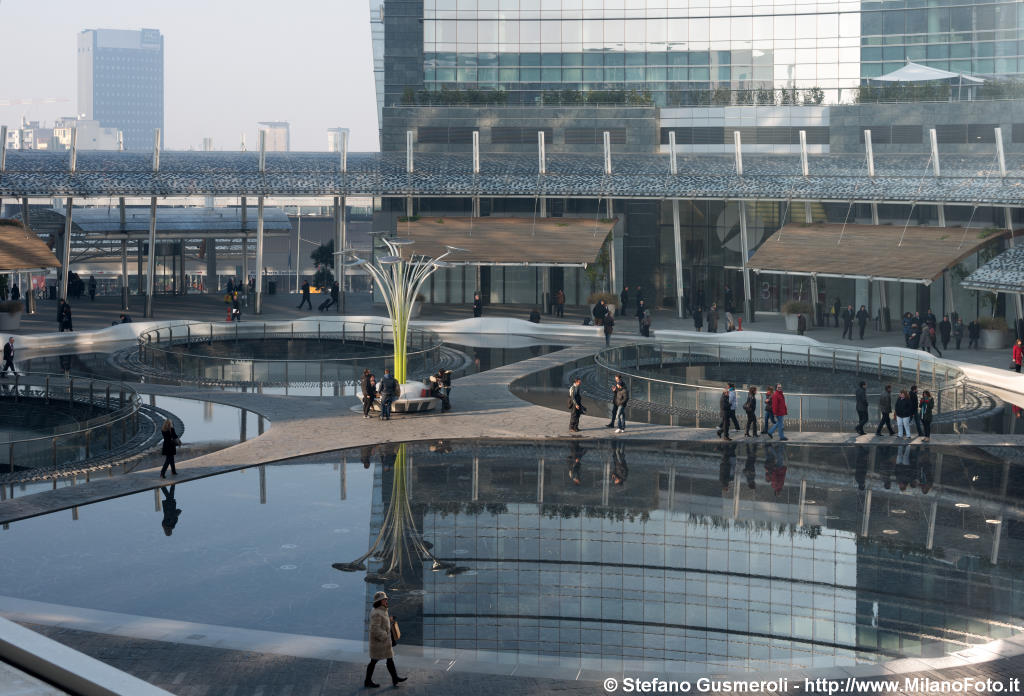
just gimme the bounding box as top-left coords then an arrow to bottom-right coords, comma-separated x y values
344,239 -> 465,383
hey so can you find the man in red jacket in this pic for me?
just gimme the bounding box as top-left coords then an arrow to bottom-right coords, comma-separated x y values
765,383 -> 789,441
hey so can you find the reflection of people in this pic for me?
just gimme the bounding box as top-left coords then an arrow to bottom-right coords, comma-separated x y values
764,443 -> 787,495
58,354 -> 72,377
360,445 -> 376,469
611,442 -> 628,485
854,447 -> 868,491
161,486 -> 181,536
365,591 -> 406,688
567,441 -> 584,485
160,419 -> 180,478
718,442 -> 736,492
743,443 -> 757,489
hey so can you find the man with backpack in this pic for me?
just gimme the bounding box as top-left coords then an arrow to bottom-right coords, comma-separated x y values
378,369 -> 399,421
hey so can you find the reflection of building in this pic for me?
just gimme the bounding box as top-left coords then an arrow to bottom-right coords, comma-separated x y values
78,28 -> 164,151
258,122 -> 290,152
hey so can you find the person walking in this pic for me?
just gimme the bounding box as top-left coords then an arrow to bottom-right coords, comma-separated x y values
968,319 -> 981,349
909,385 -> 922,437
875,384 -> 895,436
919,390 -> 934,442
796,313 -> 806,336
603,312 -> 614,346
10,284 -> 19,301
361,369 -> 377,419
634,299 -> 646,331
841,304 -> 854,340
619,286 -> 629,317
925,309 -> 937,330
856,305 -> 869,339
728,384 -> 741,432
1,337 -> 16,377
707,303 -> 719,333
568,376 -> 584,432
832,298 -> 841,327
693,306 -> 703,332
743,386 -> 759,437
717,386 -> 732,441
939,315 -> 952,350
765,384 -> 788,440
609,374 -> 629,433
160,419 -> 180,478
60,302 -> 73,332
554,289 -> 565,318
473,292 -> 483,318
894,389 -> 913,439
902,313 -> 913,347
378,369 -> 399,420
593,299 -> 608,326
953,318 -> 965,350
928,325 -> 942,357
297,280 -> 312,310
88,275 -> 97,301
763,385 -> 776,434
640,310 -> 652,337
855,380 -> 868,435
1013,338 -> 1023,374
634,286 -> 645,316
364,591 -> 406,688
919,324 -> 934,354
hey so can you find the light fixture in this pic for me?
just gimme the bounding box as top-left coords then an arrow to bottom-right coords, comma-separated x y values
805,500 -> 816,505
963,533 -> 980,540
954,503 -> 971,509
891,509 -> 906,515
882,529 -> 899,535
986,519 -> 1002,525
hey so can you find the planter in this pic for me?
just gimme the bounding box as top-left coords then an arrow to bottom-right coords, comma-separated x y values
981,329 -> 1008,350
784,313 -> 799,331
0,311 -> 22,331
606,304 -> 617,316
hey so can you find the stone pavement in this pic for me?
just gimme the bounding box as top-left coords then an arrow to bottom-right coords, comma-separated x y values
0,660 -> 63,696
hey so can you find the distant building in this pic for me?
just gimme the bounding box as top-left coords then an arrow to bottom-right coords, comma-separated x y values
258,122 -> 290,152
327,127 -> 350,152
4,118 -> 54,151
52,117 -> 122,151
77,28 -> 164,151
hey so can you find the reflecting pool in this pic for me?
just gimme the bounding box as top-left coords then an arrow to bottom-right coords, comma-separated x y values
2,440 -> 1022,674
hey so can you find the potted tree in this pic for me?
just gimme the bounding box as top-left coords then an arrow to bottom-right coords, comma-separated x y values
782,301 -> 812,332
0,300 -> 23,331
979,316 -> 1009,350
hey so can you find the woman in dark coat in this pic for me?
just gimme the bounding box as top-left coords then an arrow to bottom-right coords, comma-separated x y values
160,418 -> 179,478
361,370 -> 377,418
693,306 -> 703,332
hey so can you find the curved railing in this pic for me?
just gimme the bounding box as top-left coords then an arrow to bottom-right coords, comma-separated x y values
594,342 -> 970,432
136,320 -> 444,385
0,375 -> 141,473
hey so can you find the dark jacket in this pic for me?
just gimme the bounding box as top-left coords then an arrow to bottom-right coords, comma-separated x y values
855,385 -> 868,411
613,383 -> 629,407
2,343 -> 12,361
693,309 -> 703,330
878,390 -> 892,414
841,307 -> 853,325
620,289 -> 628,307
330,284 -> 339,302
919,396 -> 934,422
968,321 -> 980,339
301,282 -> 310,296
361,374 -> 376,398
855,308 -> 868,325
379,375 -> 399,397
603,315 -> 614,335
161,428 -> 179,456
939,320 -> 951,340
719,392 -> 731,415
743,394 -> 757,415
909,390 -> 919,413
894,396 -> 913,418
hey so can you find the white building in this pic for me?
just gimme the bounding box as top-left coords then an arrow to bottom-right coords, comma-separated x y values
52,117 -> 122,151
258,122 -> 290,152
327,127 -> 350,153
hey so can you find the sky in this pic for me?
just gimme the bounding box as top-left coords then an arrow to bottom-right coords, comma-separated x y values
0,0 -> 380,151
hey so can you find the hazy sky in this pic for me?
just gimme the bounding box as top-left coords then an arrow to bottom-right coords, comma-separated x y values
0,0 -> 380,151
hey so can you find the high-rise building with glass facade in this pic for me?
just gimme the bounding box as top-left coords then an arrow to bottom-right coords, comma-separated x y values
77,28 -> 164,151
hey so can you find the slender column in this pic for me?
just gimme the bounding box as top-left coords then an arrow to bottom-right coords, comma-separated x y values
668,130 -> 678,175
800,131 -> 813,223
119,197 -> 129,309
472,457 -> 479,502
943,268 -> 955,318
472,131 -> 481,217
864,129 -> 879,225
334,196 -> 345,313
145,197 -> 157,317
537,457 -> 544,504
0,125 -> 6,213
255,196 -> 265,314
733,132 -> 752,321
810,275 -> 820,326
294,206 -> 301,292
241,197 -> 248,299
878,279 -> 888,330
672,199 -> 683,318
538,130 -> 547,217
60,196 -> 73,301
929,128 -> 945,226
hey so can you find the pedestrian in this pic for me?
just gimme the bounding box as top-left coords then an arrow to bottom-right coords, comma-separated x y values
634,299 -> 646,331
875,384 -> 895,436
728,384 -> 740,431
119,313 -> 133,323
160,485 -> 181,536
1013,338 -> 1023,374
832,298 -> 841,327
928,325 -> 942,357
554,289 -> 565,317
231,296 -> 241,322
529,307 -> 541,324
717,386 -> 732,441
708,303 -> 719,333
919,324 -> 934,354
693,306 -> 703,332
895,389 -> 913,439
953,318 -> 964,350
724,284 -> 734,314
60,302 -> 73,332
908,322 -> 921,349
438,369 -> 452,411
88,275 -> 97,301
743,386 -> 759,437
608,374 -> 628,433
593,299 -> 608,326
0,337 -> 16,377
919,389 -> 934,442
361,369 -> 377,419
641,310 -> 651,337
841,304 -> 854,340
57,299 -> 66,332
160,418 -> 180,478
939,315 -> 951,350
968,319 -> 981,349
855,380 -> 868,435
297,280 -> 312,310
378,368 -> 399,420
10,284 -> 19,301
364,591 -> 406,688
568,376 -> 584,432
725,311 -> 736,332
856,305 -> 869,339
763,385 -> 776,434
796,313 -> 806,336
635,286 -> 645,315
473,292 -> 483,318
603,312 -> 614,346
765,384 -> 788,440
902,313 -> 913,347
925,309 -> 937,329
909,385 -> 922,437
620,286 -> 629,317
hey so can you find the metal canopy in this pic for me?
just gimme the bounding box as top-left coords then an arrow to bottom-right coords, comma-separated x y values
747,223 -> 1007,285
871,61 -> 985,84
0,220 -> 61,272
962,245 -> 1024,295
69,205 -> 293,234
395,216 -> 616,266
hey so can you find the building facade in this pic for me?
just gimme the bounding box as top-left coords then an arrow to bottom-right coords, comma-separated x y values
258,122 -> 291,152
77,28 -> 164,151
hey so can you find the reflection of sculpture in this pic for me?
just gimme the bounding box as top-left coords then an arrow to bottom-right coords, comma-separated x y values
333,443 -> 462,586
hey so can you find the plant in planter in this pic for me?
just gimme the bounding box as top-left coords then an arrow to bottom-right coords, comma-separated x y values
782,300 -> 812,331
979,316 -> 1009,350
0,300 -> 23,331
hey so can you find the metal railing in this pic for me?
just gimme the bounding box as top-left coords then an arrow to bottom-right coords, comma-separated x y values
594,342 -> 969,432
0,375 -> 141,473
137,320 -> 444,385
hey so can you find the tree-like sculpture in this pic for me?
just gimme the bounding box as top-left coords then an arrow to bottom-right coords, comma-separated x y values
344,238 -> 465,383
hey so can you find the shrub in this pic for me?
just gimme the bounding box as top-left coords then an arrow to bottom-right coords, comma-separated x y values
979,316 -> 1008,331
0,301 -> 22,315
587,292 -> 619,306
782,300 -> 812,315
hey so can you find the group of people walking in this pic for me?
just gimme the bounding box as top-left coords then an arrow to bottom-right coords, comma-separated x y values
871,383 -> 935,441
718,383 -> 790,441
901,310 -> 961,356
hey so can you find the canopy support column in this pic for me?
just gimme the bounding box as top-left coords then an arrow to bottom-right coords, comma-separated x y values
60,196 -> 73,301
144,197 -> 157,317
254,196 -> 265,314
334,195 -> 345,313
241,197 -> 248,301
119,197 -> 129,310
672,199 -> 684,319
810,275 -> 820,327
878,279 -> 889,331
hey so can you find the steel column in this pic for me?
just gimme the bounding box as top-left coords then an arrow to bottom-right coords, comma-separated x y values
672,199 -> 683,318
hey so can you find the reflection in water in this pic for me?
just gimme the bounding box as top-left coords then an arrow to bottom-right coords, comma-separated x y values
160,485 -> 181,536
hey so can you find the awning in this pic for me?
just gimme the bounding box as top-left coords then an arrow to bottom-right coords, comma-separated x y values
0,220 -> 62,272
871,61 -> 985,84
746,223 -> 1006,284
962,246 -> 1024,295
394,216 -> 616,266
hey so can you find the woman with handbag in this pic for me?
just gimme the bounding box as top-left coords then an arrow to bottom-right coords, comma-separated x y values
160,419 -> 180,478
365,591 -> 406,688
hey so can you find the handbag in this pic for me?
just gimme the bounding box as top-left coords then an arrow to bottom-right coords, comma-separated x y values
391,619 -> 401,646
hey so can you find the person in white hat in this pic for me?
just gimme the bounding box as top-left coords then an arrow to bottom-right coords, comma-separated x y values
365,590 -> 406,688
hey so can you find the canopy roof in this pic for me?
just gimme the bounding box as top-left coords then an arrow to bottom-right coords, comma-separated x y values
68,206 -> 293,233
396,216 -> 615,266
962,245 -> 1024,295
747,223 -> 1005,284
871,61 -> 985,84
0,220 -> 62,272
